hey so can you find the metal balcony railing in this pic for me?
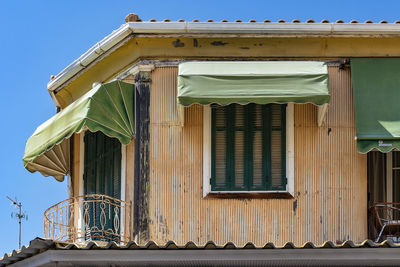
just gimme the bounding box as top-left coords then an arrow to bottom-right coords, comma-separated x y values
369,202 -> 400,243
44,194 -> 131,244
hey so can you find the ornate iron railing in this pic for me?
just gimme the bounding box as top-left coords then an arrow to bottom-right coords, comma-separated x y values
44,194 -> 131,243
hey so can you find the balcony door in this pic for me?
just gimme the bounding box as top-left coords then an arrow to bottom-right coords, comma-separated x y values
368,151 -> 400,241
83,131 -> 121,241
368,151 -> 400,206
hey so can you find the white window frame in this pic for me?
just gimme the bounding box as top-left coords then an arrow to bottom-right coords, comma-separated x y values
202,103 -> 294,197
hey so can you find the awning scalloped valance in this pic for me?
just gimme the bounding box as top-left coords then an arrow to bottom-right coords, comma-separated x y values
177,61 -> 330,107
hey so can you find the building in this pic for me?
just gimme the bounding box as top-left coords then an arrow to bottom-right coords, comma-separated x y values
3,13 -> 400,266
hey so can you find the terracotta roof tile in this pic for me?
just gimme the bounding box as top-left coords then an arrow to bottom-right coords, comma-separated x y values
126,17 -> 400,24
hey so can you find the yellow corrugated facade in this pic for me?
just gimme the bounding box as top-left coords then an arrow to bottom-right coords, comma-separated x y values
148,66 -> 367,246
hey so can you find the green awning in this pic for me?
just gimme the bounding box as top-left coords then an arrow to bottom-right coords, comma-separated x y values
352,58 -> 400,153
23,80 -> 135,181
177,61 -> 330,106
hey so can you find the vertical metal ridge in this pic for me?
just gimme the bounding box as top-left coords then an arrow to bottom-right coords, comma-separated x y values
149,66 -> 366,247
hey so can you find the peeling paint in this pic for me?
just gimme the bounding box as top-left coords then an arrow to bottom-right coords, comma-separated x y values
172,39 -> 185,47
211,41 -> 228,46
134,71 -> 151,244
240,47 -> 250,50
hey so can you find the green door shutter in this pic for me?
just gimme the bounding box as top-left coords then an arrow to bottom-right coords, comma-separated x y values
84,131 -> 121,198
83,131 -> 121,240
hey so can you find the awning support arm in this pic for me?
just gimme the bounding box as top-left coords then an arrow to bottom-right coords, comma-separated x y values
317,103 -> 329,127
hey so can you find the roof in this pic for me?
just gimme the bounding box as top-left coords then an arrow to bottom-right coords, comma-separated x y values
47,14 -> 400,102
2,237 -> 400,266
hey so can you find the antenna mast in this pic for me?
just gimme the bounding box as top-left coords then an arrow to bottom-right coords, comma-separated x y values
7,196 -> 27,249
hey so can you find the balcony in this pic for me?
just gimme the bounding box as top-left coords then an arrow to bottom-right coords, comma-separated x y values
369,202 -> 400,243
44,194 -> 131,244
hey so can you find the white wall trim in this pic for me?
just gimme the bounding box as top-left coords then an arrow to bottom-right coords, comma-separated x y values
78,132 -> 85,196
202,104 -> 295,197
77,131 -> 85,242
121,145 -> 127,201
203,106 -> 212,197
286,103 -> 295,196
120,144 -> 127,241
386,152 -> 393,203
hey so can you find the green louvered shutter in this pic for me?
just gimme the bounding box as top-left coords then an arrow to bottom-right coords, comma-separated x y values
83,131 -> 121,240
270,104 -> 286,190
211,104 -> 286,191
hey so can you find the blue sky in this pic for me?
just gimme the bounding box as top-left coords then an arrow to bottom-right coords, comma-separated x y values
1,0 -> 400,255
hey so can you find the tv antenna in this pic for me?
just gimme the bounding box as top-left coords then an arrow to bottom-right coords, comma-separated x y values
6,196 -> 28,249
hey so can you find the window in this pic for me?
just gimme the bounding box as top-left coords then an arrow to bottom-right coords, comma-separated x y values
212,103 -> 286,191
203,103 -> 294,196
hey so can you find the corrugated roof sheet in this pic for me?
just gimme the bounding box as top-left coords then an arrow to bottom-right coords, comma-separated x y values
1,237 -> 400,266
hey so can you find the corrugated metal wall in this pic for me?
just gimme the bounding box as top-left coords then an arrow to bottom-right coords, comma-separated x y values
148,66 -> 367,246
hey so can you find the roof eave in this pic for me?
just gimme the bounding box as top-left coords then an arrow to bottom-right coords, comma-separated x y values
47,23 -> 133,94
47,22 -> 400,94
